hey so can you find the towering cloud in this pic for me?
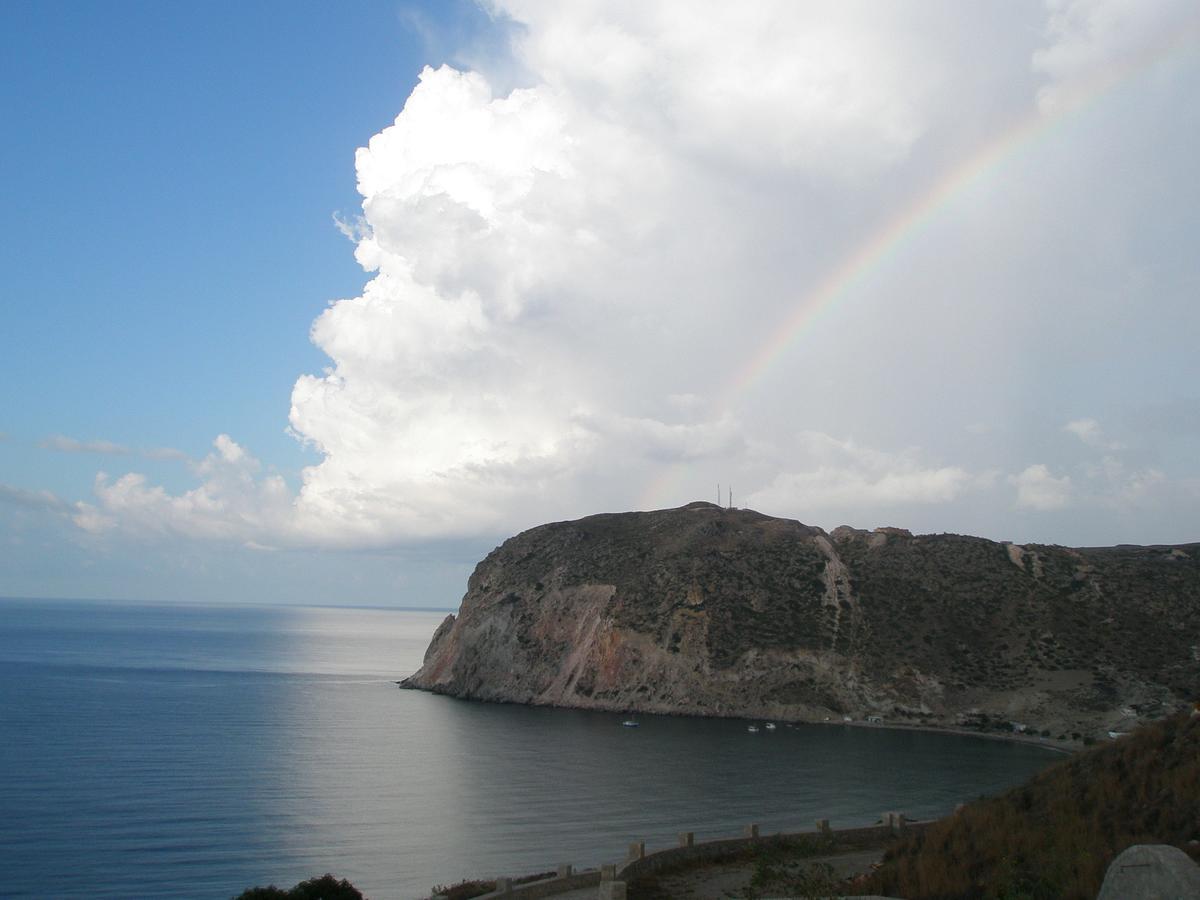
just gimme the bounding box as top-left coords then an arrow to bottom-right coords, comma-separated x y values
77,1 -> 1200,548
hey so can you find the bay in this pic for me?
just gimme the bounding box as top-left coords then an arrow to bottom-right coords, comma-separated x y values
0,599 -> 1060,899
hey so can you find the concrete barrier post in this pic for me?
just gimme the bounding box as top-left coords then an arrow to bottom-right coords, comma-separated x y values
678,831 -> 694,847
494,876 -> 511,893
627,841 -> 645,861
1097,844 -> 1200,899
600,864 -> 616,882
744,823 -> 760,839
598,881 -> 627,900
556,863 -> 573,878
816,818 -> 831,835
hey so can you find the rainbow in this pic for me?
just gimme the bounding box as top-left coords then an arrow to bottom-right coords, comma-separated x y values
640,23 -> 1200,512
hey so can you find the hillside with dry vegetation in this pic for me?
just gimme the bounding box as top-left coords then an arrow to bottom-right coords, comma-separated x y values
405,503 -> 1200,740
861,711 -> 1200,899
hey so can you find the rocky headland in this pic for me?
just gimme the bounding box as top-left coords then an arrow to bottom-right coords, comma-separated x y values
402,503 -> 1200,742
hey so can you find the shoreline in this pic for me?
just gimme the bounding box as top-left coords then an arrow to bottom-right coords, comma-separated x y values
827,717 -> 1076,754
398,682 -> 1079,754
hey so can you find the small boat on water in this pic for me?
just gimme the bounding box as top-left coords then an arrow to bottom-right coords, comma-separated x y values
747,725 -> 760,733
622,720 -> 640,727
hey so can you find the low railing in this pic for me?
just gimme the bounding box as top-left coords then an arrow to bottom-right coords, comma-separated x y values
464,811 -> 924,899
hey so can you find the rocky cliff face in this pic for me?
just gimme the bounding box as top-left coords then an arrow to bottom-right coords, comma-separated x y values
403,503 -> 1200,739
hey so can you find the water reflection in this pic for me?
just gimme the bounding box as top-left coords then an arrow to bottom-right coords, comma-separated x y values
0,601 -> 1061,900
432,701 -> 1061,890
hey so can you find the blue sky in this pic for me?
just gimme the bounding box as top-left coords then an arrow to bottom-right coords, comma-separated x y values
2,0 -> 502,604
2,2 -> 1198,607
2,1 -> 487,489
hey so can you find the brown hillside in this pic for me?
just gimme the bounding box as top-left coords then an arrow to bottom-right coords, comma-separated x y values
862,711 -> 1200,899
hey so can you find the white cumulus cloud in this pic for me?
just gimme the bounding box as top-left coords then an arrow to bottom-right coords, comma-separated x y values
745,432 -> 977,515
1064,417 -> 1103,446
1010,464 -> 1073,510
66,1 -> 1200,550
76,436 -> 295,545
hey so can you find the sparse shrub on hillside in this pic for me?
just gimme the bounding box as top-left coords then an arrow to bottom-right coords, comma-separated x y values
746,855 -> 839,899
861,712 -> 1200,899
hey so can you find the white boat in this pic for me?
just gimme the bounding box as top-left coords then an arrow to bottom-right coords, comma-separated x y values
747,725 -> 760,733
764,722 -> 777,731
622,720 -> 640,727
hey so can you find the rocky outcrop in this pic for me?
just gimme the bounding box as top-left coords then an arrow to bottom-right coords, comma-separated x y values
402,503 -> 1200,739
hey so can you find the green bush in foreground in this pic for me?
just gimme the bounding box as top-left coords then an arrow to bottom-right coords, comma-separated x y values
861,711 -> 1200,899
234,872 -> 364,900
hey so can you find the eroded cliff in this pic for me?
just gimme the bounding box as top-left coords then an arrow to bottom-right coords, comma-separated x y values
403,503 -> 1200,739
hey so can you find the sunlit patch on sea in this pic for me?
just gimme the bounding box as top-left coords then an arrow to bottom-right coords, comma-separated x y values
0,599 -> 1059,899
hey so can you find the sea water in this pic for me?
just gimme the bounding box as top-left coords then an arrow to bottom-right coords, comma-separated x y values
0,599 -> 1060,899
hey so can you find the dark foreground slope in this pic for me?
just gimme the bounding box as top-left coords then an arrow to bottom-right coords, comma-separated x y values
404,503 -> 1200,738
861,711 -> 1200,899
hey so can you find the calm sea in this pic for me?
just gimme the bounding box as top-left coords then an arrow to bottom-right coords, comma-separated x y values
0,599 -> 1060,899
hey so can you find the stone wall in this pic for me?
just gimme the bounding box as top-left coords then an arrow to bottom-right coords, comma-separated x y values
468,813 -> 925,899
